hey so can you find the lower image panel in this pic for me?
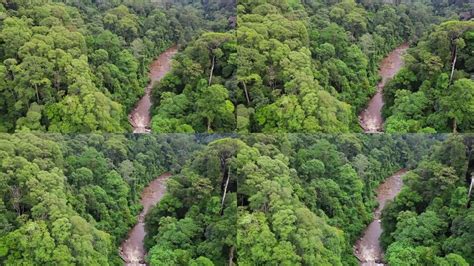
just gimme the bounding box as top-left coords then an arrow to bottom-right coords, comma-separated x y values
0,134 -> 472,265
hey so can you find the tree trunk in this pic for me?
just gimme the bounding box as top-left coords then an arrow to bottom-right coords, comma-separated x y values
209,55 -> 215,85
468,176 -> 473,199
54,72 -> 60,91
449,45 -> 457,84
242,80 -> 250,104
453,118 -> 457,133
10,186 -> 22,216
468,175 -> 474,208
35,83 -> 40,103
228,246 -> 235,266
207,117 -> 211,133
221,169 -> 230,212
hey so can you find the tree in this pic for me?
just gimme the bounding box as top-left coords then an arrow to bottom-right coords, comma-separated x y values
196,83 -> 234,132
440,78 -> 474,132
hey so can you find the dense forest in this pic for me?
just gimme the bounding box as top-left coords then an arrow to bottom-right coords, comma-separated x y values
383,20 -> 474,133
0,133 -> 239,265
237,134 -> 422,264
144,137 -> 240,264
150,31 -> 237,133
381,135 -> 474,264
1,133 -> 473,264
0,0 -> 235,133
0,0 -> 471,133
139,133 -> 473,265
0,0 -> 473,265
235,0 -> 472,133
0,133 -> 200,264
148,0 -> 472,133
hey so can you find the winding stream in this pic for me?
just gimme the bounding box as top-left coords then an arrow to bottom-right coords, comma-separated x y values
128,46 -> 178,133
122,47 -> 177,263
119,173 -> 171,265
359,44 -> 409,132
354,45 -> 410,264
354,169 -> 407,265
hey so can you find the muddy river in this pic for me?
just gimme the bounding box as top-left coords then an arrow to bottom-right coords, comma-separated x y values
128,46 -> 178,133
359,44 -> 409,132
354,169 -> 407,265
119,173 -> 171,265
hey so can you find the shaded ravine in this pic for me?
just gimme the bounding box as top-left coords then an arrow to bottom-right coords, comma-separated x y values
128,46 -> 178,133
119,173 -> 171,265
359,44 -> 409,132
354,169 -> 408,265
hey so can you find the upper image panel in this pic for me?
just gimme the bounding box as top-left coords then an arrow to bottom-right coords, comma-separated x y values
236,0 -> 473,133
0,0 -> 472,133
0,0 -> 236,133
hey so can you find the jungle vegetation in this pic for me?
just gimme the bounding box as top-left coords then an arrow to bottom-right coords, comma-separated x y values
0,0 -> 235,133
1,133 -> 472,265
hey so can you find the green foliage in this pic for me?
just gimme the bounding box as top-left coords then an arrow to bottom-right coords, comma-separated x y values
0,0 -> 471,134
383,21 -> 474,133
145,138 -> 243,265
0,133 -> 200,265
1,133 -> 472,265
0,0 -> 235,133
0,133 -> 115,264
230,0 -> 449,133
381,135 -> 472,264
151,32 -> 237,133
234,134 -> 440,264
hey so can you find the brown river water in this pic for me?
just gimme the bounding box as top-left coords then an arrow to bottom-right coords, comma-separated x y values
354,45 -> 409,265
354,169 -> 407,265
359,44 -> 409,132
119,173 -> 171,265
128,46 -> 178,133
